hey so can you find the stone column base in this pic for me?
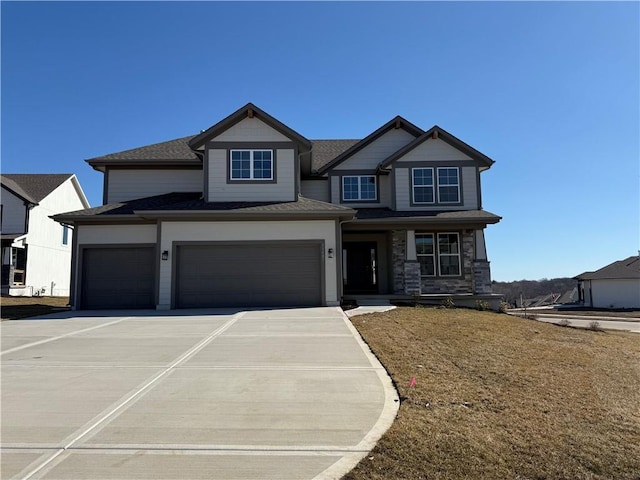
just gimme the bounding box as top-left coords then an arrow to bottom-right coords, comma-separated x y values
404,261 -> 421,296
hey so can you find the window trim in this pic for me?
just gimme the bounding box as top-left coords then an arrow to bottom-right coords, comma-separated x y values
229,149 -> 274,182
62,225 -> 70,246
436,167 -> 461,204
415,231 -> 462,278
411,167 -> 435,205
341,175 -> 378,202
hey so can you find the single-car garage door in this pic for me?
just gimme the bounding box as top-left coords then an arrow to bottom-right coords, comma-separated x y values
175,242 -> 323,308
81,247 -> 155,309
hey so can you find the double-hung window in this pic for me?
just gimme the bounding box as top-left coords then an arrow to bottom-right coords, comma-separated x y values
230,150 -> 273,180
412,167 -> 460,204
416,234 -> 435,276
62,225 -> 70,246
342,175 -> 377,201
415,232 -> 461,277
437,167 -> 460,203
412,168 -> 434,204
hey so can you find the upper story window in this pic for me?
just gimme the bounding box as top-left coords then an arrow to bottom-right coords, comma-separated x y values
412,168 -> 434,203
342,175 -> 377,201
230,150 -> 273,180
437,167 -> 460,203
412,167 -> 460,204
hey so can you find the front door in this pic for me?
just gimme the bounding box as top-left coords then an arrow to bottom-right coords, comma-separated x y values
343,242 -> 377,294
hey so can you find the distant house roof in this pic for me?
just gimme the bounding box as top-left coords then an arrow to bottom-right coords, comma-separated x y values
1,174 -> 74,204
575,256 -> 640,280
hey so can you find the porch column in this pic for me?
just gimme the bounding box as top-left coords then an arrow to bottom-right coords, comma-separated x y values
404,230 -> 421,296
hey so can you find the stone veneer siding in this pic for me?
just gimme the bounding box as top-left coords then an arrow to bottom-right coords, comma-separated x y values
473,260 -> 493,294
392,230 -> 406,294
420,231 -> 475,294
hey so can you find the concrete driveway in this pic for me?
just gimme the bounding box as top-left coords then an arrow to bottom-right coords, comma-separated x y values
1,307 -> 398,480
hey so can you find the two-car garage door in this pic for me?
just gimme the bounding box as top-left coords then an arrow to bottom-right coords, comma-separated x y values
175,243 -> 322,308
80,243 -> 323,309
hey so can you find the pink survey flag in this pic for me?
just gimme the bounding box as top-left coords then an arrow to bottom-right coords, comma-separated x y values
409,377 -> 416,388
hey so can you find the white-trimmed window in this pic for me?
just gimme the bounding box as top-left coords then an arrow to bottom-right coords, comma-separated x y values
62,225 -> 70,246
412,168 -> 434,204
415,232 -> 461,277
437,167 -> 460,203
342,175 -> 377,201
438,233 -> 461,276
416,234 -> 435,276
230,150 -> 273,180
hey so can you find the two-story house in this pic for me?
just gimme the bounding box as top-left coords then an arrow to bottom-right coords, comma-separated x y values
1,174 -> 89,296
54,103 -> 501,310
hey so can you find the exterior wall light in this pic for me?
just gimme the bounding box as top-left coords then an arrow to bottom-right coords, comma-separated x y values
162,250 -> 169,261
328,248 -> 334,259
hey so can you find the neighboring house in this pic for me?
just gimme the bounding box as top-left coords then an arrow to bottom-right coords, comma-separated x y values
575,256 -> 640,309
1,174 -> 90,296
54,103 -> 501,310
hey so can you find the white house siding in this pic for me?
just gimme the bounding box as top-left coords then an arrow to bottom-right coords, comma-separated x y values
394,166 -> 478,211
589,279 -> 640,309
158,220 -> 338,309
1,188 -> 27,233
300,180 -> 329,203
333,128 -> 416,170
23,178 -> 87,296
107,169 -> 203,203
207,148 -> 296,202
212,117 -> 291,142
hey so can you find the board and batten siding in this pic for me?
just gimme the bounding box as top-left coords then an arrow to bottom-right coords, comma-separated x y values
158,220 -> 338,309
300,180 -> 329,203
212,117 -> 291,142
107,169 -> 203,203
207,148 -> 296,202
333,128 -> 416,170
394,166 -> 478,211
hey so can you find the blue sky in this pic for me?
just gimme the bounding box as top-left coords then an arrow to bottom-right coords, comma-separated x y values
2,1 -> 638,282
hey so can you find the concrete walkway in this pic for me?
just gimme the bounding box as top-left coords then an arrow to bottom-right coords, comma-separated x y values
1,307 -> 399,480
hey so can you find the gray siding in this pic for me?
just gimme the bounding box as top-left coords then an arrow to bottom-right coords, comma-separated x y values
207,148 -> 296,202
107,169 -> 203,203
334,128 -> 416,170
398,137 -> 474,162
301,179 -> 329,202
212,117 -> 291,142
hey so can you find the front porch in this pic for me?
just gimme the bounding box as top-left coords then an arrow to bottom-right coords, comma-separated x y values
340,225 -> 495,301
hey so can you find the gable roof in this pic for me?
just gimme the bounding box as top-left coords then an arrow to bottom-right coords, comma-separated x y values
310,139 -> 360,172
188,103 -> 311,150
377,125 -> 495,171
315,116 -> 423,174
575,256 -> 640,280
1,174 -> 74,204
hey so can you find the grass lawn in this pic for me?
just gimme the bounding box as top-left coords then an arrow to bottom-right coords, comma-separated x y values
1,295 -> 70,320
344,307 -> 640,480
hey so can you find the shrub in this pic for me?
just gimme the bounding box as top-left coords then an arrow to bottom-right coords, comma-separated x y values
476,300 -> 490,311
589,320 -> 602,331
558,318 -> 571,327
442,296 -> 455,309
498,301 -> 510,313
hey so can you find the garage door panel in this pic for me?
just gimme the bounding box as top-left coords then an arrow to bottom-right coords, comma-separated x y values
82,247 -> 155,309
176,244 -> 322,308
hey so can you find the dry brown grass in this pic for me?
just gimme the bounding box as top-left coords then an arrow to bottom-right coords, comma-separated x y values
0,295 -> 70,320
344,307 -> 640,480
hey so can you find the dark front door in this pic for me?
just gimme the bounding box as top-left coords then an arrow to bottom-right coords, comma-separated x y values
343,242 -> 377,294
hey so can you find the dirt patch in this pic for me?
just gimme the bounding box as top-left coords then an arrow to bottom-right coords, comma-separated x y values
344,307 -> 640,480
1,296 -> 70,320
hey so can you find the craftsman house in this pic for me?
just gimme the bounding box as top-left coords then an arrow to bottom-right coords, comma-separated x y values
1,174 -> 89,296
54,103 -> 501,310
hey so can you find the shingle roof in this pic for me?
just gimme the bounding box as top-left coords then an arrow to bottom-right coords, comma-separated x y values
310,139 -> 360,172
575,256 -> 640,280
1,174 -> 73,203
353,208 -> 501,223
87,135 -> 199,163
54,192 -> 354,221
